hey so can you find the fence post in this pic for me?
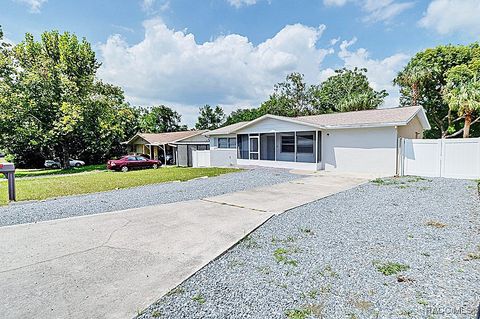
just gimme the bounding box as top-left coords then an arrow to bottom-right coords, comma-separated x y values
396,137 -> 404,177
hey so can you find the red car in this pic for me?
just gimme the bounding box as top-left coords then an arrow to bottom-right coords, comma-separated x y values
107,155 -> 161,172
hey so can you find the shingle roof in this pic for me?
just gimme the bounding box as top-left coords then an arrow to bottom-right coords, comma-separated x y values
128,130 -> 208,145
295,106 -> 425,128
205,121 -> 249,136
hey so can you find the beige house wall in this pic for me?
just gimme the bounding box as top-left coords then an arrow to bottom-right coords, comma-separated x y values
397,115 -> 424,139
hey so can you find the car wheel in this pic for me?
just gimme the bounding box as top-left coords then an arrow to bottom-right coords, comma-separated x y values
52,164 -> 59,169
121,166 -> 129,172
152,164 -> 158,169
75,163 -> 81,167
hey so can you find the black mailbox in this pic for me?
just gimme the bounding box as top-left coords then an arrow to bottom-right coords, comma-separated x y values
0,163 -> 15,201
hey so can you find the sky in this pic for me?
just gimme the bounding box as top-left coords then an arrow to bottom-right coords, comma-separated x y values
1,0 -> 480,127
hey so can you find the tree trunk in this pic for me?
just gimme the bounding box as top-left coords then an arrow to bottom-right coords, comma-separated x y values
411,83 -> 419,106
463,112 -> 472,138
60,145 -> 71,169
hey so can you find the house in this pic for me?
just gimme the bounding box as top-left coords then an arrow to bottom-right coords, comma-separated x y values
124,130 -> 209,166
202,106 -> 430,175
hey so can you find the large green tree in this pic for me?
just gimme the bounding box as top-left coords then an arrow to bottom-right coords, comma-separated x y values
0,30 -> 138,168
224,107 -> 265,126
195,105 -> 225,130
394,43 -> 480,138
138,105 -> 187,133
442,61 -> 480,138
259,72 -> 319,117
224,69 -> 386,126
316,68 -> 387,112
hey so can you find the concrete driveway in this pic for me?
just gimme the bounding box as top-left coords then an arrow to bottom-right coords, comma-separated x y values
0,171 -> 367,319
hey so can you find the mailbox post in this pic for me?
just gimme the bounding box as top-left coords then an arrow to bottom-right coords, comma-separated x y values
0,163 -> 16,201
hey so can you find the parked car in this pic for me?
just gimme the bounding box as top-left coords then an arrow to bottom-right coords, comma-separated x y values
107,155 -> 161,172
44,159 -> 85,169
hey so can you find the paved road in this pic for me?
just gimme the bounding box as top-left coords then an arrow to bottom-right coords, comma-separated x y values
0,171 -> 367,319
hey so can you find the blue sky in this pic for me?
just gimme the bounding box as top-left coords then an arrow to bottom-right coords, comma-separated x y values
1,0 -> 479,126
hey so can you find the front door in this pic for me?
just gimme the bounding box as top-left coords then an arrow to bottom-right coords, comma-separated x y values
249,136 -> 259,160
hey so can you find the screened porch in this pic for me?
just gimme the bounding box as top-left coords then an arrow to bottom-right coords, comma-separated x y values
236,131 -> 322,167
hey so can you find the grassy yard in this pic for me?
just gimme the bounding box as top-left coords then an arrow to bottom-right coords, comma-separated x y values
4,164 -> 107,179
0,167 -> 239,205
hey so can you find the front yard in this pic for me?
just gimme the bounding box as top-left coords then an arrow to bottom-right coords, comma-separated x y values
138,176 -> 480,319
0,167 -> 238,205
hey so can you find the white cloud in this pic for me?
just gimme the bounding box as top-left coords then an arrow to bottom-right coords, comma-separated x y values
323,0 -> 414,22
227,0 -> 258,8
14,0 -> 47,13
98,19 -> 331,126
362,0 -> 414,23
323,0 -> 348,6
141,0 -> 169,13
419,0 -> 480,36
322,37 -> 410,107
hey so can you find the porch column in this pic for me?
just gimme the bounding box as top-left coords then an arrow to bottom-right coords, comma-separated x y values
294,131 -> 297,162
274,132 -> 277,161
163,144 -> 167,165
315,130 -> 318,164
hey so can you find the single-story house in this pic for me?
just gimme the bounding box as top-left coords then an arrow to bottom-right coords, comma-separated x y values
203,106 -> 430,175
124,130 -> 209,166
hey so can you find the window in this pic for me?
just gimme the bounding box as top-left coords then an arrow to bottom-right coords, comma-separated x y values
228,138 -> 236,148
218,137 -> 237,149
218,138 -> 228,148
281,135 -> 295,153
127,156 -> 137,161
136,156 -> 147,161
297,133 -> 314,154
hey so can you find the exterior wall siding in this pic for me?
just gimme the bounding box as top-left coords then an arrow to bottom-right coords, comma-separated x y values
235,118 -> 316,134
322,127 -> 398,175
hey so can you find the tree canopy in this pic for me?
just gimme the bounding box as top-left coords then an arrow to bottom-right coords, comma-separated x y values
394,43 -> 480,138
195,105 -> 225,130
138,105 -> 187,133
224,70 -> 387,125
0,30 -> 138,167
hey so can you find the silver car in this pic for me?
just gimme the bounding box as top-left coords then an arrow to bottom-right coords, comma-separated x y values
44,159 -> 85,169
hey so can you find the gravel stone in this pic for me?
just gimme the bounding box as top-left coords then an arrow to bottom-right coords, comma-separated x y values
0,168 -> 300,227
137,177 -> 480,319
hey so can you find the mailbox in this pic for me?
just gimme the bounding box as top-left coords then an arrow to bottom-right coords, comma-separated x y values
0,163 -> 15,201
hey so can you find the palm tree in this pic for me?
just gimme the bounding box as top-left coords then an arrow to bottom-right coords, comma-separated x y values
443,76 -> 480,138
394,64 -> 434,106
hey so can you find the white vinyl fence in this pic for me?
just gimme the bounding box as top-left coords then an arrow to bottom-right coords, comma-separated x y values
191,150 -> 210,168
399,137 -> 480,179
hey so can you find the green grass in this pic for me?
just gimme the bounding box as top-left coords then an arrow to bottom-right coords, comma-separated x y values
0,167 -> 239,205
4,164 -> 107,179
373,261 -> 410,276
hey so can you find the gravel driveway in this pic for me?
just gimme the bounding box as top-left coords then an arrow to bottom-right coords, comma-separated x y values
137,177 -> 480,319
0,168 -> 300,227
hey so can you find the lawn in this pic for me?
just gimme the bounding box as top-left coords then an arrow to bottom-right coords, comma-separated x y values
0,167 -> 239,205
2,164 -> 108,179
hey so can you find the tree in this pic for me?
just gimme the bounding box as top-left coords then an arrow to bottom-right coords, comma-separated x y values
224,107 -> 265,125
195,105 -> 225,130
394,43 -> 480,138
0,30 -> 137,168
394,64 -> 436,106
259,73 -> 319,117
442,62 -> 480,138
138,105 -> 187,133
316,68 -> 387,112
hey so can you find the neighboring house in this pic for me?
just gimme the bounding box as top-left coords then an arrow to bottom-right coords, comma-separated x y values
203,106 -> 430,175
124,130 -> 209,166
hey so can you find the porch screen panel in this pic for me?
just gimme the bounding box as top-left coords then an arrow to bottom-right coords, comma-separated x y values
296,131 -> 315,163
237,134 -> 249,159
260,133 -> 275,160
277,132 -> 295,162
317,131 -> 322,163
